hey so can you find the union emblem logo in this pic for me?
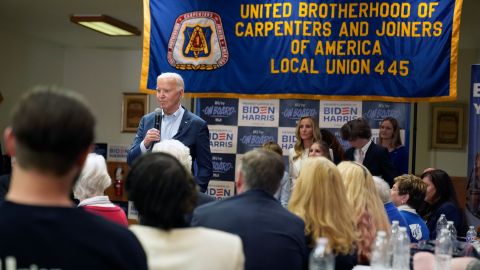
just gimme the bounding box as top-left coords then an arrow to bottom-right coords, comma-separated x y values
167,11 -> 229,70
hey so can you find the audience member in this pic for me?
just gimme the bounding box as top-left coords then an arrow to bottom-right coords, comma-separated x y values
0,87 -> 147,269
372,176 -> 409,230
73,153 -> 128,226
262,141 -> 291,208
337,161 -> 391,264
152,139 -> 214,222
127,152 -> 244,270
288,116 -> 322,184
341,117 -> 398,186
420,169 -> 467,239
391,174 -> 429,242
289,157 -> 358,269
192,149 -> 307,270
320,128 -> 345,164
127,72 -> 212,192
379,117 -> 408,174
308,140 -> 332,160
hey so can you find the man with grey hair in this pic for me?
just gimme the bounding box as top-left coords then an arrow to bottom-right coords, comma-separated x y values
127,72 -> 212,192
373,175 -> 409,229
192,149 -> 307,270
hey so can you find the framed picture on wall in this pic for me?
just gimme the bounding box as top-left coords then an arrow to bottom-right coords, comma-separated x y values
431,104 -> 464,149
122,93 -> 148,133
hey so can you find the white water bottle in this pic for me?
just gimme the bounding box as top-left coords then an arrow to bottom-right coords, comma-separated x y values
387,220 -> 400,267
371,231 -> 389,270
436,214 -> 448,237
435,228 -> 452,270
392,227 -> 410,270
309,238 -> 334,270
446,221 -> 457,251
466,226 -> 476,243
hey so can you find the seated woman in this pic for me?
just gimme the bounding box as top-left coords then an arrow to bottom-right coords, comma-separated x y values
308,141 -> 333,161
337,161 -> 391,264
390,174 -> 429,242
73,153 -> 128,226
420,169 -> 467,239
372,176 -> 409,230
289,157 -> 358,270
126,152 -> 244,270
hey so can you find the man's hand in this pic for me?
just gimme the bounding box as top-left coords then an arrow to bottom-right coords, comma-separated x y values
143,128 -> 160,148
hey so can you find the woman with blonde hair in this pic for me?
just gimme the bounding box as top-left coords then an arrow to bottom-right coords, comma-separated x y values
337,161 -> 391,264
289,157 -> 358,269
288,116 -> 322,183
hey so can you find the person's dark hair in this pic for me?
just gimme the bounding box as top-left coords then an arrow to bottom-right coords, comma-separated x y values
420,169 -> 459,207
379,117 -> 402,148
10,87 -> 95,176
340,118 -> 372,141
240,149 -> 284,195
262,141 -> 283,157
126,152 -> 197,230
394,174 -> 427,210
320,129 -> 345,163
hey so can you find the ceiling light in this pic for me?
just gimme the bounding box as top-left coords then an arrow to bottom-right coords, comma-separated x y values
70,15 -> 141,36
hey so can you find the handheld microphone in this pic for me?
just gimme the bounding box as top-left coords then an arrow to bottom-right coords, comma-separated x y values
154,108 -> 162,130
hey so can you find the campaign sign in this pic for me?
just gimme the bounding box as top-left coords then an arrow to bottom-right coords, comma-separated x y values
197,98 -> 238,125
320,101 -> 362,128
107,144 -> 130,162
209,125 -> 238,154
324,127 -> 351,153
238,99 -> 279,127
212,153 -> 236,180
206,180 -> 235,200
279,99 -> 320,127
362,102 -> 410,129
237,126 -> 278,154
278,127 -> 297,156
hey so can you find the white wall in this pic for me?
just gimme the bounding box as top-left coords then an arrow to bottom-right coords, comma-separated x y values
63,48 -> 143,145
0,28 -> 65,141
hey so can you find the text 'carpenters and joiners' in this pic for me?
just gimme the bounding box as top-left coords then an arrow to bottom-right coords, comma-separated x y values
234,1 -> 442,76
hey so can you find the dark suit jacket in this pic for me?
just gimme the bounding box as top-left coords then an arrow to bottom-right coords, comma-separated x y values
345,141 -> 398,186
191,189 -> 307,270
127,108 -> 212,192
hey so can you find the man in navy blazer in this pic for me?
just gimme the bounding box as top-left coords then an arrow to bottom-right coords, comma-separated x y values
341,117 -> 399,186
192,149 -> 307,270
127,73 -> 212,192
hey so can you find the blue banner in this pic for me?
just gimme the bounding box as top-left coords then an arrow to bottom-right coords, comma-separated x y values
142,0 -> 462,101
467,65 -> 480,219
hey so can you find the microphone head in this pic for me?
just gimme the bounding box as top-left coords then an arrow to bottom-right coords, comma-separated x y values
154,108 -> 162,114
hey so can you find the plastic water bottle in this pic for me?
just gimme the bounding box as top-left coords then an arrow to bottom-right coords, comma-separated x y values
388,220 -> 400,267
435,228 -> 452,270
466,226 -> 477,243
309,238 -> 334,270
371,231 -> 389,270
436,214 -> 448,237
392,227 -> 410,270
446,221 -> 457,251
